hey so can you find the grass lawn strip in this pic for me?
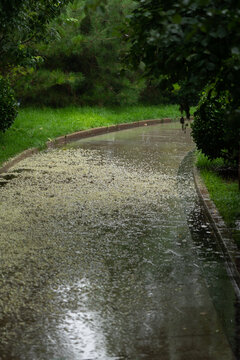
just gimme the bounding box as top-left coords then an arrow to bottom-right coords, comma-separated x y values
196,152 -> 240,247
0,104 -> 181,166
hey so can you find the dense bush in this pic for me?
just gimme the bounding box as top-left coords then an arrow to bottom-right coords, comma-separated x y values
0,77 -> 18,132
192,91 -> 239,164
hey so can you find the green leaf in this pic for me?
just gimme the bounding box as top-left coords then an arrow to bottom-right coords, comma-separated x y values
206,62 -> 215,71
231,47 -> 240,55
172,14 -> 182,24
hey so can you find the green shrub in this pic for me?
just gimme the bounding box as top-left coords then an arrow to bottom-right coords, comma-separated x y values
0,77 -> 18,132
191,91 -> 239,164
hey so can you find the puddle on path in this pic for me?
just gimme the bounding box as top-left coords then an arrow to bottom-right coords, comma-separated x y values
0,122 -> 238,359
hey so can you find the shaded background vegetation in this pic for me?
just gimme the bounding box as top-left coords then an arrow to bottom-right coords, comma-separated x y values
10,0 -> 176,107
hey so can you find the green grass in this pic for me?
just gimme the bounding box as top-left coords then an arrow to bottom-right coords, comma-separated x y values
196,151 -> 240,234
0,104 -> 181,166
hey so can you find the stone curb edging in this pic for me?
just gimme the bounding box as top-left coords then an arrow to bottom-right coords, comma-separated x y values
0,118 -> 172,174
193,167 -> 240,298
0,147 -> 39,174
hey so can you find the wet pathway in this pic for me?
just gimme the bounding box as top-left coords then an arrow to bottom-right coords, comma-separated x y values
0,122 -> 238,359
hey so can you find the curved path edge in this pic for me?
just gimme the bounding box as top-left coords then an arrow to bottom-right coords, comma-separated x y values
1,118 -> 240,298
193,167 -> 240,298
0,118 -> 171,174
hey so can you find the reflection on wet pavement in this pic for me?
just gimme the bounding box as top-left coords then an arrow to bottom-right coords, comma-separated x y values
0,122 -> 237,359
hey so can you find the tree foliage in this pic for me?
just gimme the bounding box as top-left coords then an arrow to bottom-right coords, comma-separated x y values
13,0 -> 149,107
127,0 -> 240,165
0,0 -> 72,131
0,0 -> 72,75
128,0 -> 240,97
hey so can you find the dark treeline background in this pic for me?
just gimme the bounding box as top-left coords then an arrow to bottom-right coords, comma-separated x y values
12,0 -> 175,107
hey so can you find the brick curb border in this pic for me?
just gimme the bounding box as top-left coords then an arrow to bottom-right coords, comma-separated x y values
0,117 -> 172,174
193,167 -> 240,297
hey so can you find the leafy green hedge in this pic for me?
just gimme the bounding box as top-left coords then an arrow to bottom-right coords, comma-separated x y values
0,77 -> 18,132
192,91 -> 239,164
